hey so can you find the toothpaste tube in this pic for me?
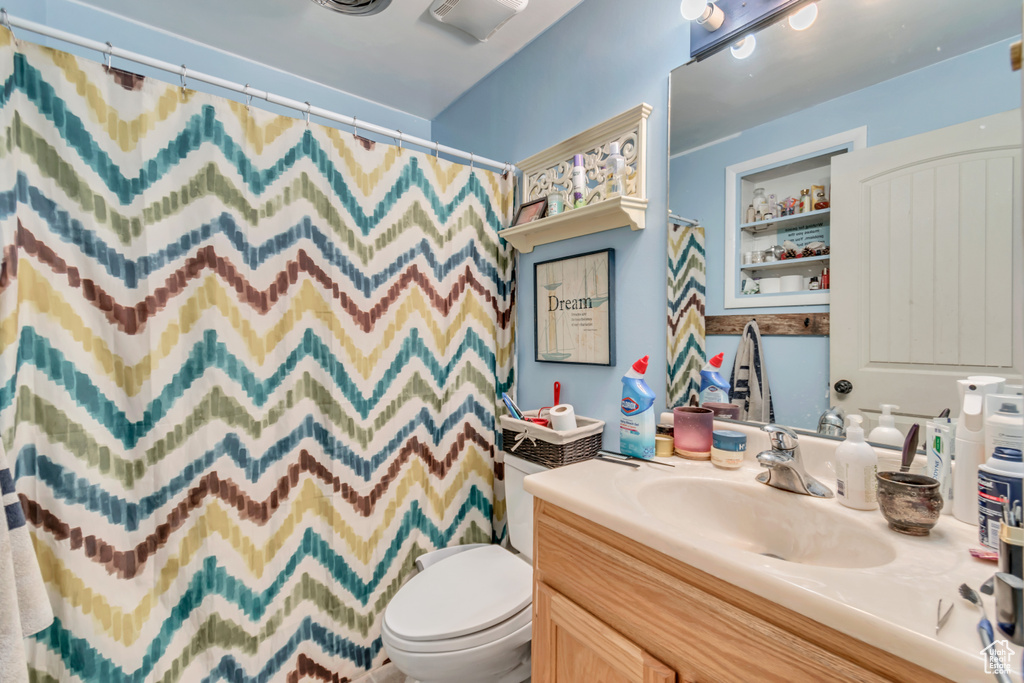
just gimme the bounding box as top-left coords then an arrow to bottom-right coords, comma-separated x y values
926,418 -> 954,514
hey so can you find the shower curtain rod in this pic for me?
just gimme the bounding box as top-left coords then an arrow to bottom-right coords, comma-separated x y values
669,213 -> 699,226
1,11 -> 516,174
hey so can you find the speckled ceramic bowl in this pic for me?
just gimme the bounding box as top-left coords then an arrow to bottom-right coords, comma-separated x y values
876,471 -> 943,536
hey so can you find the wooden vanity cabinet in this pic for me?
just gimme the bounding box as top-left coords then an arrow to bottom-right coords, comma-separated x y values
531,499 -> 951,683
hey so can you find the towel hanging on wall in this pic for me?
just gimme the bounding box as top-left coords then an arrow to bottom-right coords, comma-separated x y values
0,442 -> 53,683
729,319 -> 775,423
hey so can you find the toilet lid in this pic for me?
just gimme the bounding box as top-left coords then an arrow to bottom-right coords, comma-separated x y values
383,546 -> 532,641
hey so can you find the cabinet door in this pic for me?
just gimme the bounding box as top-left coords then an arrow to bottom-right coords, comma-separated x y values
533,582 -> 675,683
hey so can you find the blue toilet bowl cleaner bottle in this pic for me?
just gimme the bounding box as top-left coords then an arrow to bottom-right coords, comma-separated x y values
620,355 -> 656,459
699,352 -> 730,405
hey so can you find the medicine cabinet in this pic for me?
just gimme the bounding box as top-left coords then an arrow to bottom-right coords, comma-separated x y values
724,128 -> 866,309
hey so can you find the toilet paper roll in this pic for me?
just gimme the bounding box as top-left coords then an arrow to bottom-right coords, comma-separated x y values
758,277 -> 781,294
549,404 -> 577,431
780,275 -> 804,292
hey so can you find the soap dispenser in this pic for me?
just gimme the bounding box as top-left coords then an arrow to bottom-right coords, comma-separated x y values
868,404 -> 903,447
835,415 -> 878,510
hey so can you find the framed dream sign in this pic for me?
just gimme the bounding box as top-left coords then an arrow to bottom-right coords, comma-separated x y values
534,249 -> 615,366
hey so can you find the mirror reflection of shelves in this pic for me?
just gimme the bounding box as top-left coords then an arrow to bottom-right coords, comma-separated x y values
740,208 -> 830,233
740,253 -> 830,273
724,128 -> 866,309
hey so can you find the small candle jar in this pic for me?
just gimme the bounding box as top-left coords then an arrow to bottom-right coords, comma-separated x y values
711,429 -> 747,469
547,193 -> 565,216
673,407 -> 714,460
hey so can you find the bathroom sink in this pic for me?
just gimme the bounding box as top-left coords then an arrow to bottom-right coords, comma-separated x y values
635,478 -> 896,569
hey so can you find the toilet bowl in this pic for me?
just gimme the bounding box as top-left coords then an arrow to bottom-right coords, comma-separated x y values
382,453 -> 546,683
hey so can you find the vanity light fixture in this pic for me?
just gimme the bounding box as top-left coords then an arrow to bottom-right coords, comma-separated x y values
680,0 -> 725,31
788,2 -> 818,31
730,34 -> 756,59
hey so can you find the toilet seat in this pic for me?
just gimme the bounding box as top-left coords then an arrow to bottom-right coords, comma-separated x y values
382,604 -> 531,653
383,545 -> 532,652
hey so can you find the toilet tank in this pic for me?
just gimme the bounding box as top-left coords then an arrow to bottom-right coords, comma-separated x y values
503,453 -> 548,562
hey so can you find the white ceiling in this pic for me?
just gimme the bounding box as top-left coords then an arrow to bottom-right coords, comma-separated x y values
670,0 -> 1023,154
74,0 -> 583,120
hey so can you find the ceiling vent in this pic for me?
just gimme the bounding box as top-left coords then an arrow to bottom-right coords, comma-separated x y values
310,0 -> 392,16
429,0 -> 528,42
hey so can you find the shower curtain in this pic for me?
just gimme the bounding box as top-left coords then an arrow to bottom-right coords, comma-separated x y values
666,223 -> 705,408
0,29 -> 515,682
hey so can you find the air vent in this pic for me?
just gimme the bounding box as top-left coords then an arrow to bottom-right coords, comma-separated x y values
428,0 -> 528,42
310,0 -> 392,16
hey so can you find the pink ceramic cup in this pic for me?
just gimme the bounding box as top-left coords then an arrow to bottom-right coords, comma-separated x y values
674,406 -> 714,460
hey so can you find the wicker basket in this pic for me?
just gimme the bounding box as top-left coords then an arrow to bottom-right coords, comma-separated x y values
500,410 -> 604,468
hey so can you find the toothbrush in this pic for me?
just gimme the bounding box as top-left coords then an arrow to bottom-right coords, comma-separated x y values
501,392 -> 525,420
959,583 -> 1011,683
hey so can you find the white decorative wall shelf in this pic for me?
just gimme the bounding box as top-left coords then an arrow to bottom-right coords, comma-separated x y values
503,103 -> 652,253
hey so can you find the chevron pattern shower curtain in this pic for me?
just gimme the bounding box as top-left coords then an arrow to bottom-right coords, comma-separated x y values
0,30 -> 515,682
667,224 -> 705,408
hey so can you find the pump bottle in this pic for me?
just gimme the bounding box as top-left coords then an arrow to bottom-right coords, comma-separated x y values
835,415 -> 878,510
868,404 -> 903,447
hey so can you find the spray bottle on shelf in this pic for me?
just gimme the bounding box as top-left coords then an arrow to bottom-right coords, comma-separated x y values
620,355 -> 656,459
604,142 -> 627,198
571,154 -> 587,208
868,404 -> 904,447
699,353 -> 730,406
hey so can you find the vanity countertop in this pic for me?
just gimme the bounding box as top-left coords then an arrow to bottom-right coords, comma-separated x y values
524,454 -> 1021,683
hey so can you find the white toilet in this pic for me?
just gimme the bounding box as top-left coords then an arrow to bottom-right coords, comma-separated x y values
381,453 -> 546,683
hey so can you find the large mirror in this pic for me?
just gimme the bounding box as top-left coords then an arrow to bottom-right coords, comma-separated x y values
667,0 -> 1024,435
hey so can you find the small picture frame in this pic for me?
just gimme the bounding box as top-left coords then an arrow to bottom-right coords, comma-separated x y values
511,197 -> 548,226
534,249 -> 615,366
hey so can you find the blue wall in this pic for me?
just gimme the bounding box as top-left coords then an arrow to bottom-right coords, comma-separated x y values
2,0 -> 431,139
434,0 -> 689,443
673,37 -> 1020,428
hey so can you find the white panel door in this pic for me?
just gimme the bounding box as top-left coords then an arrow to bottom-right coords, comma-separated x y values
830,110 -> 1023,428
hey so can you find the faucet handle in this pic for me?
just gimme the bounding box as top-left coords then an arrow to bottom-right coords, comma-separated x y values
763,424 -> 799,451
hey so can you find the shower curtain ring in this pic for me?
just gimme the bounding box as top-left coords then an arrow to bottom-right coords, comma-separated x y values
242,83 -> 252,110
1,10 -> 17,43
470,153 -> 475,170
396,131 -> 403,150
435,140 -> 440,158
104,42 -> 113,69
352,116 -> 357,136
180,65 -> 188,91
304,101 -> 311,127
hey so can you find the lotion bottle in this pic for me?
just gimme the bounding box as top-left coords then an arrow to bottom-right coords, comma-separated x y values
835,415 -> 878,510
868,404 -> 904,447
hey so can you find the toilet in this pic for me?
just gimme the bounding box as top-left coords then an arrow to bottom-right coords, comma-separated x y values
381,453 -> 547,683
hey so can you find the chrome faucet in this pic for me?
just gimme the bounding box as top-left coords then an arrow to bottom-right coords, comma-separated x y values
756,424 -> 834,498
817,406 -> 846,437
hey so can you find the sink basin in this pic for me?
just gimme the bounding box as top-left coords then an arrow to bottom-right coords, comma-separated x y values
635,478 -> 896,569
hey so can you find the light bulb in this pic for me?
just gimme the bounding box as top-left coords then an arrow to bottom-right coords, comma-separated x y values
680,0 -> 709,21
730,34 -> 756,60
788,2 -> 818,31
